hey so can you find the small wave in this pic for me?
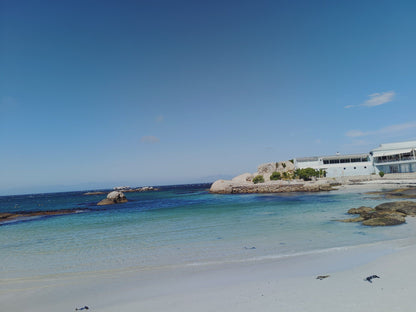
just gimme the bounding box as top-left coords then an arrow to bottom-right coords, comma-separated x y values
184,240 -> 405,268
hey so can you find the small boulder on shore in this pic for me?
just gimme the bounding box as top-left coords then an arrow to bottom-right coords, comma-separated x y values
97,191 -> 128,206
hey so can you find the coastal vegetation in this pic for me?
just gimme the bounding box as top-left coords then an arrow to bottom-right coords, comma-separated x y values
253,175 -> 265,184
270,172 -> 281,180
293,168 -> 320,181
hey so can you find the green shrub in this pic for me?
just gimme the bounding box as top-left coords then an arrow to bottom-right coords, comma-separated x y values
253,175 -> 265,184
294,168 -> 320,181
379,171 -> 385,177
270,172 -> 281,180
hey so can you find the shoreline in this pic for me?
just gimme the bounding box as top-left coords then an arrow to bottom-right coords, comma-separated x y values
3,217 -> 416,312
2,231 -> 416,312
2,183 -> 416,311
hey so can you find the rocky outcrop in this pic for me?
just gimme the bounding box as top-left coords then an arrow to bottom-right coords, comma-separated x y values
339,200 -> 416,226
122,186 -> 159,193
210,159 -> 333,194
0,209 -> 85,225
210,180 -> 332,194
347,206 -> 374,215
255,161 -> 295,182
366,187 -> 416,199
257,163 -> 277,179
232,173 -> 254,183
97,191 -> 128,206
362,214 -> 406,226
83,191 -> 106,195
375,201 -> 416,215
337,216 -> 365,223
210,180 -> 235,194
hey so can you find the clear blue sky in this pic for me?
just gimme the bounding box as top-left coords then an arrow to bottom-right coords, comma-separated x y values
1,0 -> 416,195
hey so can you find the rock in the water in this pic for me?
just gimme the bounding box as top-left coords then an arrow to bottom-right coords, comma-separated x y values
362,215 -> 406,226
366,187 -> 416,199
83,191 -> 106,195
348,206 -> 374,215
397,206 -> 416,216
339,200 -> 415,226
96,198 -> 115,205
97,191 -> 128,206
0,209 -> 85,224
361,210 -> 406,220
375,201 -> 416,215
336,216 -> 365,223
107,191 -> 126,201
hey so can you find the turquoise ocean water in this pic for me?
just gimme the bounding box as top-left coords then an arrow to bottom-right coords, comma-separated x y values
1,184 -> 415,279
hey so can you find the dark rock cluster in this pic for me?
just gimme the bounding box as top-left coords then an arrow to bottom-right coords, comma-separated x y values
338,201 -> 416,226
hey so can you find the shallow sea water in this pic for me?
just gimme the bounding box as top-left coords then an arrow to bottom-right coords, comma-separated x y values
1,184 -> 415,279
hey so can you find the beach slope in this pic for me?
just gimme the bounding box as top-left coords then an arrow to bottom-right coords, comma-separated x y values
2,233 -> 416,312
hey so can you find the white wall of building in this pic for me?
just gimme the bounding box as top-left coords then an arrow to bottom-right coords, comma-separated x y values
324,162 -> 374,177
294,157 -> 375,177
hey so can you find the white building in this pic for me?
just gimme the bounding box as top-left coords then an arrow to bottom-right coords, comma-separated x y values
371,141 -> 416,174
294,153 -> 374,178
293,140 -> 416,178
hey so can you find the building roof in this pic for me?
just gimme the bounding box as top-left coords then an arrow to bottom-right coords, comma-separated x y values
372,141 -> 416,152
295,153 -> 369,162
371,141 -> 416,157
295,141 -> 416,163
295,156 -> 319,162
322,153 -> 369,161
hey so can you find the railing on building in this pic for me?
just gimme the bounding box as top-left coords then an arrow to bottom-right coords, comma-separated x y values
373,154 -> 416,164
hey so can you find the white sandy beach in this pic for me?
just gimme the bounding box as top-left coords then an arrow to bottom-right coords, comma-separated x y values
2,181 -> 416,312
2,223 -> 416,312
